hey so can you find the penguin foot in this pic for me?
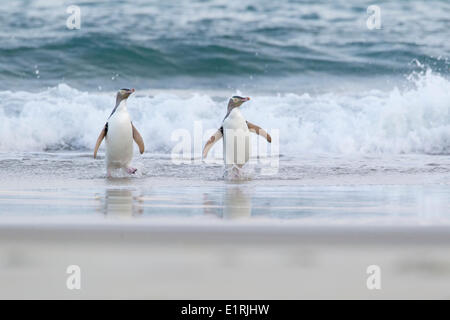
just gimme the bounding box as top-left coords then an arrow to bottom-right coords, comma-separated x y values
127,167 -> 137,175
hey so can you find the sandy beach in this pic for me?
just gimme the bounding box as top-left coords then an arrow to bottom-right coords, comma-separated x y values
1,224 -> 450,299
0,152 -> 449,299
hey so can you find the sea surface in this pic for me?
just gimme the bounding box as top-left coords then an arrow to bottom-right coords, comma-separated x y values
0,0 -> 449,225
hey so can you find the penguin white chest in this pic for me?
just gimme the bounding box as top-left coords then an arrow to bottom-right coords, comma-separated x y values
222,108 -> 251,166
105,106 -> 133,168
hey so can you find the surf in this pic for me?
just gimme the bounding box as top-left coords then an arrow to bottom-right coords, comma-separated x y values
0,69 -> 449,155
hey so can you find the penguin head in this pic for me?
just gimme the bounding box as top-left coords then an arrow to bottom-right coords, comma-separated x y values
114,88 -> 135,107
228,96 -> 250,108
117,88 -> 135,101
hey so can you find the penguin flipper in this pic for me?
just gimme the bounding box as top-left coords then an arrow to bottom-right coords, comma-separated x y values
247,121 -> 271,143
203,127 -> 223,159
132,123 -> 145,154
94,123 -> 108,159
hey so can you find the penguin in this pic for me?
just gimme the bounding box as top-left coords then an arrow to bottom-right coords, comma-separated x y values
93,88 -> 145,176
202,96 -> 271,169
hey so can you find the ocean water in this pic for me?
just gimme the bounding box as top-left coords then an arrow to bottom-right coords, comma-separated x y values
0,0 -> 449,91
0,0 -> 449,224
0,0 -> 449,154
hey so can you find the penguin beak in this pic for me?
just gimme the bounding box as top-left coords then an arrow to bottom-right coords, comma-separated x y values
129,88 -> 135,94
243,97 -> 250,102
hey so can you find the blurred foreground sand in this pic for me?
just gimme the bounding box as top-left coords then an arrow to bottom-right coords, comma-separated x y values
0,225 -> 449,299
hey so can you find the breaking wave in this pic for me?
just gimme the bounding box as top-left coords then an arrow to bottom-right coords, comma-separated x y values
0,69 -> 449,155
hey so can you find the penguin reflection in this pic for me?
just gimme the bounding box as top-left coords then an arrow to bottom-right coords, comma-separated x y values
103,189 -> 142,217
203,186 -> 252,219
223,186 -> 252,219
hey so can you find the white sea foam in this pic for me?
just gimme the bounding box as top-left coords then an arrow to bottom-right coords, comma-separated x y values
0,70 -> 449,155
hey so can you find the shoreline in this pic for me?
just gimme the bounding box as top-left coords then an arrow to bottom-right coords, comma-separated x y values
2,224 -> 450,245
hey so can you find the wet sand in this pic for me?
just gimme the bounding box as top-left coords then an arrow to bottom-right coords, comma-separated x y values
0,183 -> 449,299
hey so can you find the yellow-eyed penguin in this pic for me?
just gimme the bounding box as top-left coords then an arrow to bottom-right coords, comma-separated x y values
202,96 -> 271,168
93,88 -> 145,176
